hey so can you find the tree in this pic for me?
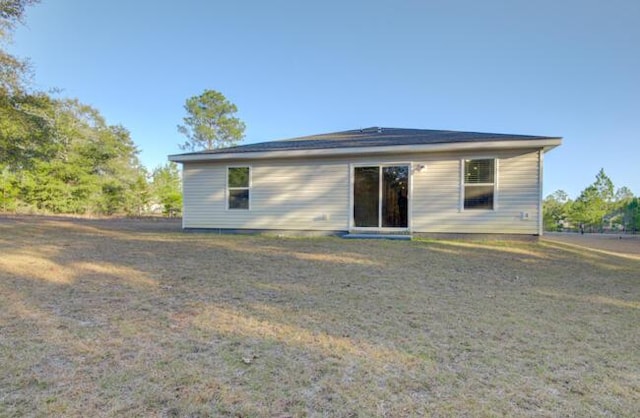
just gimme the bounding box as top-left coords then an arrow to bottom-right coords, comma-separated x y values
151,162 -> 182,216
593,168 -> 614,203
1,0 -> 39,95
0,1 -> 153,216
1,0 -> 50,171
177,89 -> 245,151
0,0 -> 39,29
0,46 -> 29,95
0,92 -> 55,168
612,187 -> 636,232
0,165 -> 18,211
615,186 -> 634,204
543,189 -> 572,231
569,168 -> 615,231
624,198 -> 640,233
4,98 -> 148,215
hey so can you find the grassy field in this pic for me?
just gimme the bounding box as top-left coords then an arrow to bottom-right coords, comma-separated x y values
0,216 -> 638,417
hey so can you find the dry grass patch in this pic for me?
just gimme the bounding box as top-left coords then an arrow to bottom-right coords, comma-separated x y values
0,216 -> 639,417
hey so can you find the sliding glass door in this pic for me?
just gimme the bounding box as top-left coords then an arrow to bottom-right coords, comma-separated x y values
353,165 -> 409,229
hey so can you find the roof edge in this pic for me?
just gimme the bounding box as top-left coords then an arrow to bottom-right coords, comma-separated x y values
168,138 -> 562,163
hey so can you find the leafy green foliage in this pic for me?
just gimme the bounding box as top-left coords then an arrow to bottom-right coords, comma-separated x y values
0,166 -> 17,211
0,0 -> 177,217
177,89 -> 245,151
615,186 -> 634,204
0,47 -> 30,95
544,169 -> 637,232
623,198 -> 640,233
1,0 -> 39,95
151,162 -> 182,216
1,1 -> 53,168
543,190 -> 572,231
0,0 -> 39,26
0,93 -> 55,167
0,98 -> 159,215
569,169 -> 614,231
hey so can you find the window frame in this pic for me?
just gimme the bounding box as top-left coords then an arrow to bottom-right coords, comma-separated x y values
460,158 -> 498,211
226,165 -> 251,210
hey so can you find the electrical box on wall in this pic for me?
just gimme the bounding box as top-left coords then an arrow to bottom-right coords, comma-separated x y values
413,164 -> 427,173
313,213 -> 330,222
521,212 -> 530,220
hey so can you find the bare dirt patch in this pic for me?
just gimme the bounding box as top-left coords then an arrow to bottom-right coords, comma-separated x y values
1,216 -> 638,416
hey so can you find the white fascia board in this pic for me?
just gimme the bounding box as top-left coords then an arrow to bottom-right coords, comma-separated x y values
168,138 -> 562,163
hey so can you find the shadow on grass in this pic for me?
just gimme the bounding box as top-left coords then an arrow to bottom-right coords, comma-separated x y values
1,216 -> 639,416
418,237 -> 639,274
540,239 -> 640,263
535,288 -> 640,310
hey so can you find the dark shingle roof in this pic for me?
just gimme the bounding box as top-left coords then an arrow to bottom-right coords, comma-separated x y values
169,127 -> 562,162
174,127 -> 561,157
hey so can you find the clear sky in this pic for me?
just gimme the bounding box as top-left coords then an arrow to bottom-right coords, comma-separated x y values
8,0 -> 639,198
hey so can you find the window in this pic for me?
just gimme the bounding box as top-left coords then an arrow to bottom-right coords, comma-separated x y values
463,159 -> 495,210
227,166 -> 250,209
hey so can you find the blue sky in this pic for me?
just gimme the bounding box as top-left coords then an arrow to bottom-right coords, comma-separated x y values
8,0 -> 639,198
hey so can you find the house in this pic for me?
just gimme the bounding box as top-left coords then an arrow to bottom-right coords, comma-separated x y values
168,127 -> 562,236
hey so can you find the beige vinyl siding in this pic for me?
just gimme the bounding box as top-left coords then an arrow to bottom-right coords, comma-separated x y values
182,160 -> 349,230
181,163 -> 225,228
181,148 -> 542,234
411,158 -> 460,231
411,150 -> 540,234
496,151 -> 540,233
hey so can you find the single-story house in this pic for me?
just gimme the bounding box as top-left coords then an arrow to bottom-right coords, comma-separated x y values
168,127 -> 561,236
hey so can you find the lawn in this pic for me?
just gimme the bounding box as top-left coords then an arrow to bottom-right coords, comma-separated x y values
0,216 -> 638,417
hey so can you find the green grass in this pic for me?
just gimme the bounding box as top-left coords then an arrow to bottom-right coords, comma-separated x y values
0,216 -> 638,417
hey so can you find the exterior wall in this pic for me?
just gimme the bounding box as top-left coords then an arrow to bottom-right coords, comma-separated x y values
182,159 -> 349,230
181,148 -> 542,234
411,149 -> 540,234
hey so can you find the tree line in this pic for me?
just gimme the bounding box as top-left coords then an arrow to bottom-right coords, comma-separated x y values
543,169 -> 639,233
14,1 -> 629,228
0,0 -> 181,216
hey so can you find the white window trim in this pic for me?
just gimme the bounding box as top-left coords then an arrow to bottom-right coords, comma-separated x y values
460,157 -> 498,211
349,162 -> 412,231
226,165 -> 252,210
